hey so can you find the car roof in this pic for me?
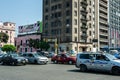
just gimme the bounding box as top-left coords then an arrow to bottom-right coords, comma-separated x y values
77,51 -> 106,55
23,52 -> 37,54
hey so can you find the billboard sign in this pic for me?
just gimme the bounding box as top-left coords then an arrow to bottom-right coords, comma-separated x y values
18,21 -> 42,34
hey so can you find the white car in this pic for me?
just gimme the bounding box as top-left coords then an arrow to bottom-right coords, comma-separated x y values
22,52 -> 48,64
75,52 -> 120,75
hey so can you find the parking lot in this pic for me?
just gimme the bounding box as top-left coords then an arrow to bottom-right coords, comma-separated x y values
0,62 -> 120,80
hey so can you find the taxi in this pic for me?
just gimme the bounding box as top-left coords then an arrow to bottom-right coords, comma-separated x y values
75,52 -> 120,75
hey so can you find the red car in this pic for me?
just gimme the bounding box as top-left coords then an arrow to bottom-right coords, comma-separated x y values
51,54 -> 76,64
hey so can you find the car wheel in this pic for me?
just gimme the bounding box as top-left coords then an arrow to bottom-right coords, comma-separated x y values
54,60 -> 58,64
111,67 -> 120,75
68,61 -> 73,64
80,64 -> 87,72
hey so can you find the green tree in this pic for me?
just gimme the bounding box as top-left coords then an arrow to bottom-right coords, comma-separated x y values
0,32 -> 9,43
39,41 -> 50,51
28,39 -> 50,51
1,44 -> 16,53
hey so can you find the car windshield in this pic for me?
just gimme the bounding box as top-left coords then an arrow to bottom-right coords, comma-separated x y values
105,53 -> 117,60
11,54 -> 19,57
37,52 -> 45,56
34,53 -> 41,57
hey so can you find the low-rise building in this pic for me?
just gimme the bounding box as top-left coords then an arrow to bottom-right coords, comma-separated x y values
15,21 -> 42,53
0,22 -> 15,46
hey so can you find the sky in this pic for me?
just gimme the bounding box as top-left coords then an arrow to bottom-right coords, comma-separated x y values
0,0 -> 42,35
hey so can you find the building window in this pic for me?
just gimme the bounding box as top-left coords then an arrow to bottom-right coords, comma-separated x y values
74,10 -> 77,16
66,19 -> 70,25
6,31 -> 8,33
45,23 -> 48,28
89,8 -> 91,13
45,15 -> 49,20
58,4 -> 62,9
66,36 -> 71,42
66,47 -> 69,51
75,47 -> 77,51
20,40 -> 22,45
20,48 -> 22,52
89,0 -> 91,5
89,31 -> 91,36
66,10 -> 70,16
58,12 -> 62,17
45,0 -> 48,5
66,2 -> 70,8
25,48 -> 27,52
74,19 -> 77,25
89,23 -> 91,28
75,37 -> 77,41
89,38 -> 92,43
89,16 -> 91,20
45,8 -> 49,12
66,28 -> 70,33
74,28 -> 77,34
15,40 -> 16,46
30,48 -> 32,52
74,2 -> 77,8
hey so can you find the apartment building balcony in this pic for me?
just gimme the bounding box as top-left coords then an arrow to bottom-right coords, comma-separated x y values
99,19 -> 107,25
99,26 -> 108,30
81,0 -> 88,8
80,9 -> 88,14
81,18 -> 87,24
100,44 -> 108,49
99,7 -> 107,14
81,17 -> 88,21
81,33 -> 88,38
99,32 -> 108,36
99,0 -> 107,8
99,13 -> 107,19
80,39 -> 86,43
81,26 -> 88,31
99,38 -> 108,42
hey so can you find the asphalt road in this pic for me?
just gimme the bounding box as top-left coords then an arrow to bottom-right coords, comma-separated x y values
0,62 -> 120,80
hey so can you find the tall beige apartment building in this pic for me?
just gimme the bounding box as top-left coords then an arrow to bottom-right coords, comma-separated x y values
94,0 -> 108,51
0,22 -> 15,47
43,0 -> 108,52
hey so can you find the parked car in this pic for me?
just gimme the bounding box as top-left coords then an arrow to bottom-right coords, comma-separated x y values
109,50 -> 120,59
51,53 -> 76,64
37,51 -> 49,57
113,53 -> 120,59
47,52 -> 55,58
1,53 -> 28,65
0,53 -> 5,63
21,52 -> 48,64
75,52 -> 120,75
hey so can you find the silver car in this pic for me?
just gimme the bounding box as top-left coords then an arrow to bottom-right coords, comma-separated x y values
22,52 -> 48,64
75,52 -> 120,75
